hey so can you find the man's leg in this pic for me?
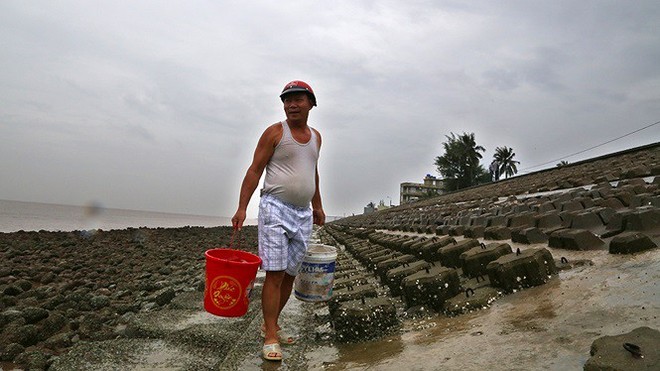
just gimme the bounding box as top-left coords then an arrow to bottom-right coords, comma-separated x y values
277,273 -> 296,317
262,270 -> 285,345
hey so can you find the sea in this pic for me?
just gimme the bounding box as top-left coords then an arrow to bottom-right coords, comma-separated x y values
0,199 -> 254,233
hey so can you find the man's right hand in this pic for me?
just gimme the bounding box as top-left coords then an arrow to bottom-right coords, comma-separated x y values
231,209 -> 246,231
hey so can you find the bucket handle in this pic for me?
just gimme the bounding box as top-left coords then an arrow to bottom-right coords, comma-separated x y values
229,229 -> 243,249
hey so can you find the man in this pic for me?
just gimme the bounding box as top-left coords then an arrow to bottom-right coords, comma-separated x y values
231,80 -> 325,361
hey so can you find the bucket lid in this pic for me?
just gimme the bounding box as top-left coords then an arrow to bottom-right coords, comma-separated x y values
307,244 -> 336,255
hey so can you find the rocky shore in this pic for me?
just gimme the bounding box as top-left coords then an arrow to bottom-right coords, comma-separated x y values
2,144 -> 659,370
0,226 -> 258,370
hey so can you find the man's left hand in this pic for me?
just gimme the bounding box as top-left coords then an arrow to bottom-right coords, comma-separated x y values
313,208 -> 325,226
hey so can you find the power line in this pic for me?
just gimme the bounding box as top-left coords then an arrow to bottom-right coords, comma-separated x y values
520,120 -> 660,172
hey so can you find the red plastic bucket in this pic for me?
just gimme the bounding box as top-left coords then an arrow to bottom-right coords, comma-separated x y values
204,248 -> 262,317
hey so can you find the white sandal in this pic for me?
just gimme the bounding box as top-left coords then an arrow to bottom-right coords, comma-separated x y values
262,343 -> 282,361
261,327 -> 296,345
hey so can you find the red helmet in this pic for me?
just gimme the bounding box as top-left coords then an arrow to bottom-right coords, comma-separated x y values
280,80 -> 317,106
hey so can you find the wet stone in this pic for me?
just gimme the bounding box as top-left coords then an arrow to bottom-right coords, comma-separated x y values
401,265 -> 460,310
448,226 -> 465,236
369,252 -> 400,266
486,248 -> 558,293
486,215 -> 507,227
385,260 -> 431,296
484,226 -> 512,241
437,239 -> 480,268
535,211 -> 563,230
331,297 -> 399,343
0,342 -> 25,362
14,349 -> 52,371
328,284 -> 379,316
334,268 -> 361,279
622,207 -> 660,232
375,254 -> 416,281
460,243 -> 513,278
511,227 -> 549,244
584,326 -> 660,371
609,232 -> 658,254
570,211 -> 604,230
463,226 -> 485,238
443,286 -> 501,316
548,229 -> 605,251
333,274 -> 370,290
507,213 -> 535,228
401,237 -> 427,253
424,236 -> 456,261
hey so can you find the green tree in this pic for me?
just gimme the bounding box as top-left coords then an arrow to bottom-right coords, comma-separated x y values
434,132 -> 486,190
494,146 -> 520,179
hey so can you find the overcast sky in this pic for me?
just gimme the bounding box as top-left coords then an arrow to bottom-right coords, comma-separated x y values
1,1 -> 659,219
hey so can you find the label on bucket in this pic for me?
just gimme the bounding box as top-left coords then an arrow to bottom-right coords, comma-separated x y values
209,275 -> 242,310
294,261 -> 335,302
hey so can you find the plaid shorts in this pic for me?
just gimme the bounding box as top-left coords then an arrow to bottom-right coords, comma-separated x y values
258,193 -> 313,275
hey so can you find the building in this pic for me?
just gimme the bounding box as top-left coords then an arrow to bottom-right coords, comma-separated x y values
400,174 -> 444,204
363,202 -> 376,214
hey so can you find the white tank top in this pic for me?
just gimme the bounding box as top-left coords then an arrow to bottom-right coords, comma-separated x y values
261,121 -> 320,207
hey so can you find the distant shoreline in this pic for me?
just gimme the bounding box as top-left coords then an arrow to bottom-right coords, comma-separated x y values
0,199 -> 256,233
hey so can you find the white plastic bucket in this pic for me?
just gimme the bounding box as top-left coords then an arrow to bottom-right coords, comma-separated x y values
294,244 -> 337,302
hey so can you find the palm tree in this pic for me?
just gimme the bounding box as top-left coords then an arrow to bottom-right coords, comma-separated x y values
493,146 -> 520,179
435,132 -> 486,190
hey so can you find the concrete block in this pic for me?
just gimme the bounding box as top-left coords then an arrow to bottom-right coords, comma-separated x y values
375,254 -> 416,280
596,197 -> 626,209
486,215 -> 507,227
511,227 -> 549,244
328,283 -> 379,315
537,202 -> 556,213
332,297 -> 399,343
507,213 -> 535,228
622,166 -> 652,178
584,326 -> 660,371
609,232 -> 658,254
623,207 -> 660,232
535,212 -> 563,230
401,265 -> 460,310
334,274 -> 371,290
594,207 -> 617,225
614,191 -> 635,207
486,248 -> 558,293
369,252 -> 400,266
569,211 -> 604,230
463,226 -> 485,238
437,239 -> 480,268
548,229 -> 605,250
460,242 -> 513,278
401,237 -> 427,253
416,237 -> 456,262
384,260 -> 431,296
448,226 -> 465,236
484,226 -> 512,240
443,286 -> 501,316
576,197 -> 595,209
559,201 -> 584,212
